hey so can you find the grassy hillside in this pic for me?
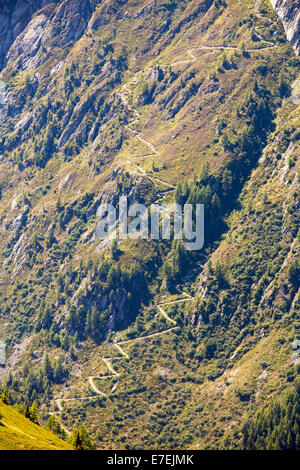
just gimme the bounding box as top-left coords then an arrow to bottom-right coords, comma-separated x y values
0,400 -> 72,450
0,0 -> 298,450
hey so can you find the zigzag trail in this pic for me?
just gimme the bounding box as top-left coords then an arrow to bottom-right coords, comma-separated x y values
52,4 -> 279,430
117,3 -> 277,188
52,289 -> 194,432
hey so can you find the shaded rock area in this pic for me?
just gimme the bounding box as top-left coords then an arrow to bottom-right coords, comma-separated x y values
270,0 -> 300,55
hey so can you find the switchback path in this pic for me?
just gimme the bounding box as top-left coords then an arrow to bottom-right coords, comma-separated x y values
52,291 -> 194,433
51,3 -> 279,429
117,15 -> 278,189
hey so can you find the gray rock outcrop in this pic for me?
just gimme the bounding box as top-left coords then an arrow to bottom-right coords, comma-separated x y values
270,0 -> 300,55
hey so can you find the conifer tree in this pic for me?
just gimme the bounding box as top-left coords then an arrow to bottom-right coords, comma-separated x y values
29,401 -> 39,425
73,430 -> 84,450
1,386 -> 9,405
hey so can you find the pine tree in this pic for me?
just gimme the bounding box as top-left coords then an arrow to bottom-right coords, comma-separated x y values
78,424 -> 95,450
41,304 -> 53,329
278,72 -> 291,98
85,310 -> 92,336
182,180 -> 190,202
91,305 -> 100,339
24,73 -> 31,93
46,414 -> 67,440
174,182 -> 183,204
211,193 -> 221,219
1,386 -> 9,405
111,239 -> 119,260
29,402 -> 39,425
199,161 -> 210,182
221,168 -> 232,198
214,261 -> 224,284
71,425 -> 95,450
73,429 -> 84,450
43,353 -> 53,381
287,260 -> 300,288
221,132 -> 231,151
221,52 -> 228,69
53,356 -> 65,383
24,403 -> 31,419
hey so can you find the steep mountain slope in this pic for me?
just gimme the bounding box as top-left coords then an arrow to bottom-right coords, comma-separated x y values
0,400 -> 72,450
0,0 -> 299,450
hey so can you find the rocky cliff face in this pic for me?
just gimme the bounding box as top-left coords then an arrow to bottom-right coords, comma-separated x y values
270,0 -> 300,55
0,1 -> 54,71
0,0 -> 94,72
